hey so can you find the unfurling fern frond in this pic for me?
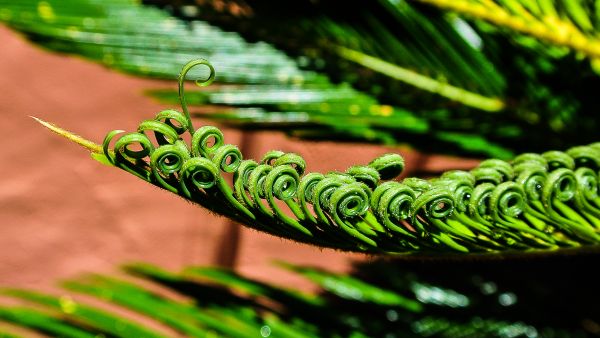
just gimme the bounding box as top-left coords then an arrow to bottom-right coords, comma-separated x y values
38,60 -> 600,255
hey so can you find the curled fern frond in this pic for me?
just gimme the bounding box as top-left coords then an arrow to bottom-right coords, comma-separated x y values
42,60 -> 600,255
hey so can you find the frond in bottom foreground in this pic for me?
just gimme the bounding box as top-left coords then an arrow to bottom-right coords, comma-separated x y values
0,260 -> 593,337
38,60 -> 600,255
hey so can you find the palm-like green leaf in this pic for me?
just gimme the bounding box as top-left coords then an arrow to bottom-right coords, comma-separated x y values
1,290 -> 166,338
166,0 -> 506,102
33,58 -> 600,256
0,260 -> 591,337
0,307 -> 97,338
62,275 -> 264,337
276,262 -> 424,312
3,0 -> 600,157
5,0 -> 600,257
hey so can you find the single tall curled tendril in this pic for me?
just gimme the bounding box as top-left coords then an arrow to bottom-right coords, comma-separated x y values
178,59 -> 216,135
88,59 -> 600,255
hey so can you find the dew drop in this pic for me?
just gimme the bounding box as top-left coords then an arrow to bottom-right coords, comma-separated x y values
260,325 -> 271,337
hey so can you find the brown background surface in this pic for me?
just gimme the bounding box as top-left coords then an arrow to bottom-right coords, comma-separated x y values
0,25 -> 480,291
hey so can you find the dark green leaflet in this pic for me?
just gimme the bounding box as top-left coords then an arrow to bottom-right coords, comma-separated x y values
101,59 -> 600,254
1,290 -> 166,338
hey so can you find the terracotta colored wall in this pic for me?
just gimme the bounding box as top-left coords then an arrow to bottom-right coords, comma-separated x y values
0,25 -> 480,291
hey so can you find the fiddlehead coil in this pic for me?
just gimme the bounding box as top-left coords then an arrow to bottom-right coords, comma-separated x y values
515,165 -> 547,201
191,126 -> 224,157
150,141 -> 190,193
573,168 -> 600,220
478,159 -> 514,181
470,167 -> 504,185
490,182 -> 526,220
567,146 -> 600,170
468,183 -> 495,223
542,151 -> 575,171
180,157 -> 219,193
434,176 -> 473,213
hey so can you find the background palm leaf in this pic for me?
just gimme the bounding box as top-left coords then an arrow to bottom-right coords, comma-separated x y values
143,0 -> 600,155
0,258 -> 595,337
6,0 -> 599,158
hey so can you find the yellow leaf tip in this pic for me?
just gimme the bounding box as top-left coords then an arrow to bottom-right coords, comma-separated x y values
32,116 -> 103,154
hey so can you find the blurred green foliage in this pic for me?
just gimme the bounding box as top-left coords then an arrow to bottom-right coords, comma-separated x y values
1,256 -> 597,337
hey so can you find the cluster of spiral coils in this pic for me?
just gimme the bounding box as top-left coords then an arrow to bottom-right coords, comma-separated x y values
102,60 -> 600,254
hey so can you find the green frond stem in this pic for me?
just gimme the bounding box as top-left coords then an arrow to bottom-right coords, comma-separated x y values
414,0 -> 600,59
39,59 -> 600,255
335,46 -> 506,112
